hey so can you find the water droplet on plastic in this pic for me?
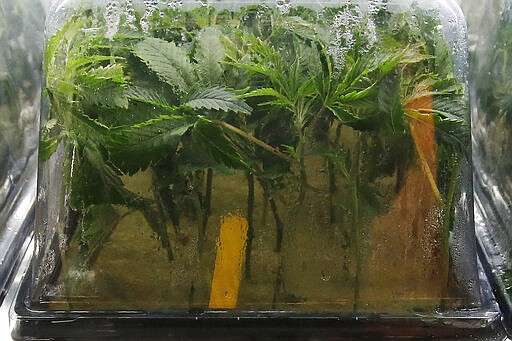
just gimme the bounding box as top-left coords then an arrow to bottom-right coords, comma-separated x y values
140,0 -> 159,33
276,0 -> 291,14
104,0 -> 121,39
124,0 -> 137,30
368,0 -> 386,15
169,0 -> 183,10
38,188 -> 46,201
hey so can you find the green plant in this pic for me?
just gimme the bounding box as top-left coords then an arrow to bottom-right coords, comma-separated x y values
40,2 -> 468,311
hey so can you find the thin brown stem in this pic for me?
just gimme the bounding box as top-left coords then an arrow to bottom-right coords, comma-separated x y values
201,168 -> 213,240
327,158 -> 336,224
270,198 -> 284,253
244,172 -> 255,279
351,137 -> 362,312
215,120 -> 293,162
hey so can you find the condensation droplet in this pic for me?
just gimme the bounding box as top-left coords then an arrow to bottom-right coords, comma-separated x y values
368,0 -> 386,15
276,0 -> 291,14
327,6 -> 377,70
160,0 -> 169,14
168,0 -> 183,10
37,187 -> 46,201
124,0 -> 138,31
140,0 -> 159,33
321,271 -> 331,281
104,0 -> 121,39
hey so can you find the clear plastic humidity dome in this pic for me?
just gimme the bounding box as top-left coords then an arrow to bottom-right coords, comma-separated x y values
463,0 -> 512,332
11,0 -> 505,339
0,0 -> 46,299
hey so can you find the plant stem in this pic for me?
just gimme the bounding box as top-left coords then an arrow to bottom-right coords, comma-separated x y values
329,121 -> 343,224
245,172 -> 255,279
158,187 -> 180,234
65,209 -> 80,247
443,159 -> 460,239
441,157 -> 460,305
188,282 -> 196,308
413,133 -> 442,202
152,164 -> 180,234
270,197 -> 284,253
272,257 -> 284,309
257,178 -> 285,253
140,204 -> 174,262
327,158 -> 336,224
215,120 -> 293,162
297,138 -> 307,205
351,137 -> 362,312
201,168 -> 213,240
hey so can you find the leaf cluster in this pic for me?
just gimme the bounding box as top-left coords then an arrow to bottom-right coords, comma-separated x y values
42,3 -> 468,266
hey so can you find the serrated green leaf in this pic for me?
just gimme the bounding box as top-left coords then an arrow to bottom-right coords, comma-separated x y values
191,118 -> 249,170
125,86 -> 176,112
194,27 -> 224,84
70,145 -> 133,209
379,74 -> 403,132
230,62 -> 274,79
134,37 -> 194,92
239,87 -> 282,99
378,51 -> 406,74
88,64 -> 126,83
239,87 -> 294,108
338,83 -> 378,103
44,17 -> 88,80
184,87 -> 252,114
49,81 -> 78,101
71,56 -> 121,72
108,115 -> 194,175
77,75 -> 129,109
328,106 -> 361,124
340,57 -> 372,90
72,112 -> 111,149
39,132 -> 63,161
39,118 -> 64,161
328,105 -> 381,131
433,115 -> 468,155
78,205 -> 121,267
430,109 -> 465,123
286,16 -> 321,43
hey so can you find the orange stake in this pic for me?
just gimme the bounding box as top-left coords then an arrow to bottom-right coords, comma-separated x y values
363,89 -> 446,308
406,93 -> 440,201
209,213 -> 249,309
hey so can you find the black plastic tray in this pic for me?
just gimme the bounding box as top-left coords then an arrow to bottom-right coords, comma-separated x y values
11,260 -> 506,340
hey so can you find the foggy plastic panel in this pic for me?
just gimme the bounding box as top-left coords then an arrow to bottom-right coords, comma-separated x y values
463,0 -> 512,333
0,0 -> 46,300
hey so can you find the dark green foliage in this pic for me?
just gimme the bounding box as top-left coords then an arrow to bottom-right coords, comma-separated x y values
70,144 -> 132,209
191,117 -> 250,170
78,205 -> 121,267
42,3 -> 467,272
184,87 -> 252,114
108,115 -> 195,175
134,37 -> 194,91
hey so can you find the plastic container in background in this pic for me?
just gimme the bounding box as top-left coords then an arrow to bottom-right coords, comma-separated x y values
11,0 -> 504,339
462,0 -> 512,334
0,0 -> 47,301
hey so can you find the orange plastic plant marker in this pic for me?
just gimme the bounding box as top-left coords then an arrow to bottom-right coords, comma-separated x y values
406,93 -> 439,201
209,213 -> 249,309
